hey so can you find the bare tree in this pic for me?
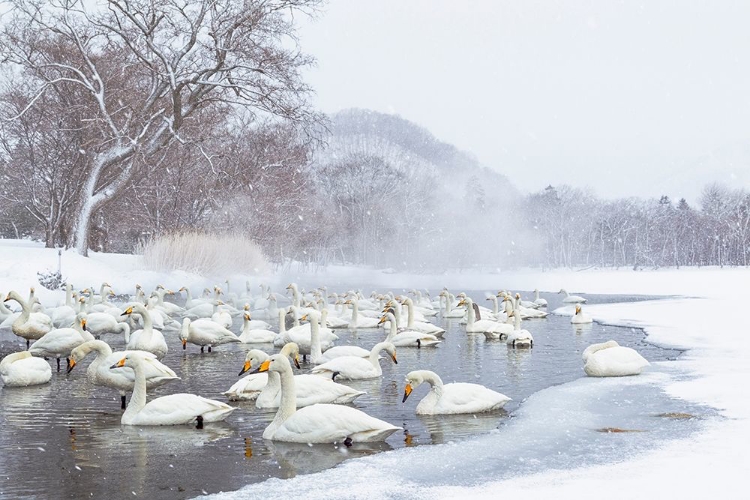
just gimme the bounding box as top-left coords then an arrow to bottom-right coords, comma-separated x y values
0,0 -> 321,255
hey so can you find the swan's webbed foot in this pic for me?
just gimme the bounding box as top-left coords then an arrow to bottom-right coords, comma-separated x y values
417,339 -> 422,349
120,395 -> 127,410
208,346 -> 212,353
200,346 -> 204,353
196,415 -> 204,430
331,371 -> 340,382
343,437 -> 353,447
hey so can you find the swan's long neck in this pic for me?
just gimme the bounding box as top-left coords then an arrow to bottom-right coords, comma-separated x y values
242,316 -> 251,335
514,311 -> 521,330
368,344 -> 383,367
466,299 -> 475,327
65,286 -> 73,307
490,297 -> 498,315
384,313 -> 397,342
422,371 -> 444,398
266,362 -> 296,439
86,340 -> 113,376
350,301 -> 359,324
534,290 -> 540,301
259,370 -> 281,405
122,361 -> 149,424
310,315 -> 322,363
278,309 -> 286,335
137,305 -> 153,342
405,299 -> 415,328
15,295 -> 31,321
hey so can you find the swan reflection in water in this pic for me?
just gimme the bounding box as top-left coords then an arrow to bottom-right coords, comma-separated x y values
266,440 -> 394,478
416,411 -> 507,445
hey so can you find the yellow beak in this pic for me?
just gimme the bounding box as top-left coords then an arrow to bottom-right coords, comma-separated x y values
402,383 -> 413,403
258,360 -> 271,373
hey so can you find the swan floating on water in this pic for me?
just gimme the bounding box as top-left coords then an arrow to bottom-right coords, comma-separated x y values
258,354 -> 400,443
571,305 -> 593,324
559,289 -> 587,304
111,352 -> 235,426
402,369 -> 510,415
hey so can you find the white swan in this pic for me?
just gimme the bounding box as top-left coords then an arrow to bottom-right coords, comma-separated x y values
379,311 -> 441,348
582,340 -> 649,377
532,289 -> 548,308
211,300 -> 233,329
344,299 -> 380,329
237,312 -> 276,344
0,351 -> 51,387
258,354 -> 400,443
402,369 -> 510,415
111,352 -> 235,426
240,347 -> 365,409
4,290 -> 53,347
506,311 -> 534,348
512,293 -> 548,318
223,349 -> 272,401
48,284 -> 78,328
29,314 -> 94,371
69,340 -> 179,409
274,307 -> 337,357
571,304 -> 593,324
122,304 -> 168,360
399,297 -> 445,335
224,343 -> 301,401
312,342 -> 397,381
458,297 -> 512,337
559,288 -> 587,304
80,305 -> 131,339
180,317 -> 240,352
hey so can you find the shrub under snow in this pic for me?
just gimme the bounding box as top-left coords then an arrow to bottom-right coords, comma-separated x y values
138,232 -> 269,277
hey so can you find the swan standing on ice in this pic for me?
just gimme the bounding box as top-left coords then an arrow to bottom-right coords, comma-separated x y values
111,352 -> 235,426
559,289 -> 587,304
582,340 -> 649,377
69,340 -> 179,409
257,354 -> 400,443
0,351 -> 51,387
402,370 -> 510,415
571,305 -> 593,324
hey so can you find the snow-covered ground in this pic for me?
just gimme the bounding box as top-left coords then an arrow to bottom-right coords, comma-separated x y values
1,240 -> 748,499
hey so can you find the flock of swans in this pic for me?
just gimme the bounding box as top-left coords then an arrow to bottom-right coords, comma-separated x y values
0,281 -> 649,445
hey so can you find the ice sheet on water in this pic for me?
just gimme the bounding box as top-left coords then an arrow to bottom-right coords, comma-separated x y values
209,368 -> 712,500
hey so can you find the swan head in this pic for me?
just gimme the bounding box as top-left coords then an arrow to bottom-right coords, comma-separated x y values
239,349 -> 270,376
110,351 -> 158,369
575,305 -> 582,314
178,286 -> 187,292
258,352 -> 299,375
243,312 -> 251,321
280,342 -> 301,368
374,342 -> 397,364
3,291 -> 21,303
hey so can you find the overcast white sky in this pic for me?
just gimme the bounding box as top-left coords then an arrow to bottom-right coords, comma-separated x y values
297,0 -> 750,203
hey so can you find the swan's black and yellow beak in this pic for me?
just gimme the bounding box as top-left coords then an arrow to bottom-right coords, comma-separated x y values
293,356 -> 301,369
239,360 -> 252,376
81,319 -> 87,331
258,360 -> 271,373
110,358 -> 126,369
244,313 -> 251,321
121,307 -> 133,316
182,339 -> 187,350
3,293 -> 10,302
390,353 -> 398,364
67,359 -> 77,374
402,383 -> 412,403
378,316 -> 387,325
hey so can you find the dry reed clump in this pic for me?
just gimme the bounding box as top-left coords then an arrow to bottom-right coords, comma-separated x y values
138,232 -> 269,277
